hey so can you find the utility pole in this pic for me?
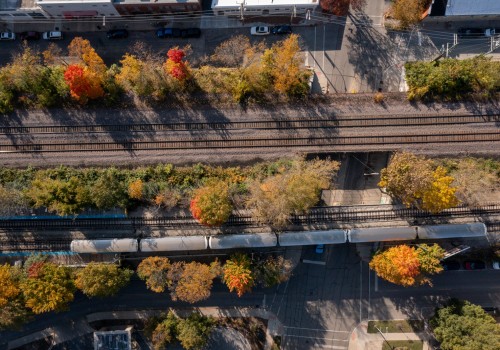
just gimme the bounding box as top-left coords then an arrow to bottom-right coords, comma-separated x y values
374,326 -> 394,350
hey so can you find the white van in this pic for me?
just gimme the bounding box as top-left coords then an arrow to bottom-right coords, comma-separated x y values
42,31 -> 63,40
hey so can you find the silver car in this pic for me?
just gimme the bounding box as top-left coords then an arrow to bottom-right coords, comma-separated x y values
0,32 -> 15,41
250,26 -> 270,36
43,31 -> 63,40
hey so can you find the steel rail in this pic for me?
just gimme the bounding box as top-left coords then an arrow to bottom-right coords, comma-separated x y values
0,131 -> 499,153
0,114 -> 498,135
0,204 -> 499,229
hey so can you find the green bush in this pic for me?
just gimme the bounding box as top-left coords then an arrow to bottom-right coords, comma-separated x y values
405,56 -> 500,100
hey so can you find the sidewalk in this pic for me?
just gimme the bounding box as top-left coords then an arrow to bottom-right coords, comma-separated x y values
348,321 -> 432,350
7,307 -> 284,350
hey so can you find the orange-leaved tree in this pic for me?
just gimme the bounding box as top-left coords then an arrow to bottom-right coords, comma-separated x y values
128,179 -> 143,200
164,47 -> 190,82
369,244 -> 444,287
369,245 -> 420,287
64,64 -> 104,104
190,180 -> 233,227
223,253 -> 254,297
68,37 -> 106,77
169,261 -> 221,303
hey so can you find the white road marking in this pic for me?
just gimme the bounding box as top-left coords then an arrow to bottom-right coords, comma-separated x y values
284,326 -> 349,333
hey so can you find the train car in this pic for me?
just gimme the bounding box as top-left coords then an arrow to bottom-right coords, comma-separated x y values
417,223 -> 487,239
140,236 -> 208,252
70,239 -> 138,253
348,227 -> 417,243
278,229 -> 347,246
209,233 -> 277,250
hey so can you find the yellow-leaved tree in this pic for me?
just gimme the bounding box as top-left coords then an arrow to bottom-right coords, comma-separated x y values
379,152 -> 459,213
0,264 -> 21,307
137,257 -> 171,293
261,34 -> 310,97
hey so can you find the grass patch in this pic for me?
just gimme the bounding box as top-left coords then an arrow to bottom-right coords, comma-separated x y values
382,340 -> 423,350
368,320 -> 424,333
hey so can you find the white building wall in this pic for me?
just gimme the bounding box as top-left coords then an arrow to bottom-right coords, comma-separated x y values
36,0 -> 120,18
212,0 -> 318,16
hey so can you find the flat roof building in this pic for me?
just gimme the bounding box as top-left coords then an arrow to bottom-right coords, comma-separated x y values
212,0 -> 318,16
427,0 -> 500,19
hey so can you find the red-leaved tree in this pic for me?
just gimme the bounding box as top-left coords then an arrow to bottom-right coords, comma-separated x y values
64,64 -> 104,104
164,48 -> 190,82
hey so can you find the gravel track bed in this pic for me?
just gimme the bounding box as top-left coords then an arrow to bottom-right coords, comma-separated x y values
0,123 -> 497,143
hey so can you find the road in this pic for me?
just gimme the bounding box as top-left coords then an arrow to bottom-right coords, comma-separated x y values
1,244 -> 500,350
266,244 -> 500,350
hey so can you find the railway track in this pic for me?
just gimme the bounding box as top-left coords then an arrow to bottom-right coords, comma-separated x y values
0,113 -> 498,135
1,131 -> 499,153
0,204 -> 499,230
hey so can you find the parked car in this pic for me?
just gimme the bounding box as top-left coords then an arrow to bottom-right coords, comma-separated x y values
485,28 -> 500,37
107,29 -> 128,39
492,261 -> 500,269
442,260 -> 461,271
315,244 -> 325,254
250,26 -> 270,36
457,28 -> 485,38
464,260 -> 486,270
272,25 -> 292,35
181,28 -> 201,38
19,31 -> 40,40
0,32 -> 15,41
42,31 -> 63,40
156,28 -> 181,38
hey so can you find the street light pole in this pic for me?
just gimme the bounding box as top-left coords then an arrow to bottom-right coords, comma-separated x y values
374,326 -> 394,350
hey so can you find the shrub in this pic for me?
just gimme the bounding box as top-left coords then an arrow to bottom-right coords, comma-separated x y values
190,180 -> 233,226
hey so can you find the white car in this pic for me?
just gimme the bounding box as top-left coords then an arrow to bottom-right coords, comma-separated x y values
493,261 -> 500,270
0,32 -> 15,41
250,26 -> 270,36
42,31 -> 63,40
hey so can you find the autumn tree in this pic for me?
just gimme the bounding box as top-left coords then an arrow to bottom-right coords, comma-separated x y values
379,152 -> 459,213
4,43 -> 64,108
0,264 -> 21,307
128,179 -> 143,200
320,0 -> 366,16
176,313 -> 215,350
164,47 -> 190,82
430,299 -> 500,350
369,244 -> 444,287
247,158 -> 339,227
168,261 -> 220,303
152,311 -> 178,350
392,0 -> 428,29
64,64 -> 104,104
223,253 -> 254,297
68,37 -> 106,77
75,263 -> 133,298
21,263 -> 75,314
117,43 -> 169,100
262,34 -> 310,96
137,257 -> 171,293
256,256 -> 293,288
190,180 -> 233,226
27,176 -> 90,216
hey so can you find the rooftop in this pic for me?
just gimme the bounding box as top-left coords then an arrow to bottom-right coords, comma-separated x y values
94,330 -> 131,350
0,0 -> 20,10
445,0 -> 500,16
